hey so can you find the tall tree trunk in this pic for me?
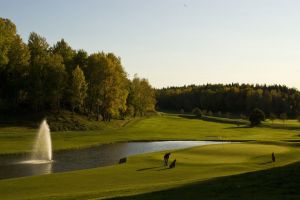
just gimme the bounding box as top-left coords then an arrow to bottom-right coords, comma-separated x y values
96,104 -> 100,121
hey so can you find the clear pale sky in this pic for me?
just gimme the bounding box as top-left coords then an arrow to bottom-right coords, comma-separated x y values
1,0 -> 300,89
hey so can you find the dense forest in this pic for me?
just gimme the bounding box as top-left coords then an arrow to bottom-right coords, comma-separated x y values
156,84 -> 300,118
2,18 -> 300,121
0,18 -> 156,121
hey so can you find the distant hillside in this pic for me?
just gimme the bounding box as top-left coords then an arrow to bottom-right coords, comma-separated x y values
0,110 -> 134,131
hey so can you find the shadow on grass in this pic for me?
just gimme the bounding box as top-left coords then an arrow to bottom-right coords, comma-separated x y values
156,167 -> 173,171
224,125 -> 252,129
136,166 -> 175,172
178,114 -> 250,127
109,161 -> 300,200
136,167 -> 161,171
284,140 -> 300,142
178,114 -> 300,131
259,161 -> 273,165
178,114 -> 199,120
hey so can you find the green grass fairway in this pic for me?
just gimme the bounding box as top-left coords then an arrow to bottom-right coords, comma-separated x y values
0,113 -> 300,199
0,143 -> 299,200
111,160 -> 300,200
0,113 -> 299,154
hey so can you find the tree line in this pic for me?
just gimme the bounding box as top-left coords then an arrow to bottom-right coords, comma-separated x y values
156,83 -> 300,119
0,18 -> 155,121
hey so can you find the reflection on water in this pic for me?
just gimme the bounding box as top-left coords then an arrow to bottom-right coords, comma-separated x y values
0,155 -> 52,179
0,141 -> 227,180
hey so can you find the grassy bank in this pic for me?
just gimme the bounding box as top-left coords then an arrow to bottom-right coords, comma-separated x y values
0,111 -> 131,131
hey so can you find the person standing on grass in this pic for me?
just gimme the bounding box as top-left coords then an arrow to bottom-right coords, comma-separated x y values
272,152 -> 276,162
164,152 -> 171,166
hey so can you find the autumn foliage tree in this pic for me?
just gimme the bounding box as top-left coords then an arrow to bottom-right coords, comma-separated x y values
0,18 -> 156,121
70,66 -> 87,113
0,18 -> 30,111
127,75 -> 156,117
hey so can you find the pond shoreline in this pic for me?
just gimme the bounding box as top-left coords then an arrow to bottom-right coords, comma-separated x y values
0,139 -> 252,156
0,140 -> 232,180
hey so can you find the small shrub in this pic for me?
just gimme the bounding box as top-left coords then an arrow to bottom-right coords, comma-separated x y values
249,108 -> 265,126
192,107 -> 202,117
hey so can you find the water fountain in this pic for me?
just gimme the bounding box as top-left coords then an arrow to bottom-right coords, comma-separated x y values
31,120 -> 52,161
21,120 -> 53,164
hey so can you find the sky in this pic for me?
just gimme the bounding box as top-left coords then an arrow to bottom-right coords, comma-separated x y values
1,0 -> 300,89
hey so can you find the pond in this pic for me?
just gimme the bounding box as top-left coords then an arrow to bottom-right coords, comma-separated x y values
0,141 -> 228,180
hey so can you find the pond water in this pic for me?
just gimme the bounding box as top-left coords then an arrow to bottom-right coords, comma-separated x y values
0,141 -> 227,180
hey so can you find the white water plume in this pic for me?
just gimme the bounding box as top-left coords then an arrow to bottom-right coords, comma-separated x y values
31,120 -> 52,161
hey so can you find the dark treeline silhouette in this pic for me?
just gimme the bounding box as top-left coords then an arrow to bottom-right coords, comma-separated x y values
156,84 -> 300,118
0,18 -> 155,121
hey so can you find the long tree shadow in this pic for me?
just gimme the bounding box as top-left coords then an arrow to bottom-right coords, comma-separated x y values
156,168 -> 172,171
224,125 -> 252,129
109,161 -> 300,200
178,114 -> 250,127
259,161 -> 273,165
136,166 -> 174,172
178,114 -> 199,120
136,167 -> 161,171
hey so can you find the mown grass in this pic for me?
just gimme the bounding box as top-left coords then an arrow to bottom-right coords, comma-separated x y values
0,113 -> 299,199
198,114 -> 300,130
0,113 -> 300,154
111,160 -> 300,200
0,142 -> 299,200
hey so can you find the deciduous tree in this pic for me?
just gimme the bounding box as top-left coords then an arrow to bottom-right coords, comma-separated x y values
70,66 -> 87,112
249,108 -> 265,126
